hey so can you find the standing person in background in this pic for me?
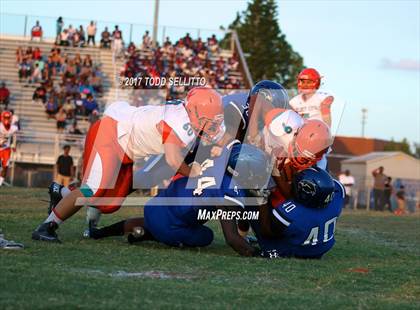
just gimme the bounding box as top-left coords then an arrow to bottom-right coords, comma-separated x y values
111,25 -> 123,58
383,177 -> 393,212
372,166 -> 387,211
54,145 -> 74,189
87,21 -> 97,46
56,17 -> 64,38
339,170 -> 355,208
100,27 -> 111,48
0,111 -> 18,187
31,21 -> 43,41
395,185 -> 406,215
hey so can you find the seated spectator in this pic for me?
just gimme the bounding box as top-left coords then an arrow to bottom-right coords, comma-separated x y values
16,46 -> 24,64
32,47 -> 42,60
126,42 -> 136,56
87,21 -> 97,46
0,82 -> 10,110
89,109 -> 100,125
100,27 -> 111,48
18,59 -> 32,82
31,21 -> 43,41
60,29 -> 70,46
33,83 -> 47,103
29,63 -> 43,84
9,109 -> 20,130
73,93 -> 84,115
90,72 -> 102,94
62,99 -> 75,119
76,25 -> 86,47
45,96 -> 58,119
207,34 -> 219,55
67,25 -> 76,45
79,79 -> 94,97
25,47 -> 33,61
56,107 -> 67,133
82,93 -> 98,116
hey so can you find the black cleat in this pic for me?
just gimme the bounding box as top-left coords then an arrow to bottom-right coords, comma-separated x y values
48,182 -> 63,214
32,222 -> 61,243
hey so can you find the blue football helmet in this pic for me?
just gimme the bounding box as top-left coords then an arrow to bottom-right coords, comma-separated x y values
247,80 -> 290,109
227,143 -> 272,190
222,93 -> 249,131
292,167 -> 335,208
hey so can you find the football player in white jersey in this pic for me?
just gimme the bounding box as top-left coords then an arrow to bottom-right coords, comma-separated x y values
32,87 -> 225,242
289,68 -> 334,126
0,111 -> 18,186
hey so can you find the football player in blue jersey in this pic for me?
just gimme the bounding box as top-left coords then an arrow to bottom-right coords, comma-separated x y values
90,143 -> 272,257
251,166 -> 345,259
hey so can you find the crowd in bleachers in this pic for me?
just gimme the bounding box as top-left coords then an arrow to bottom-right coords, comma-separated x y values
16,44 -> 103,133
7,19 -> 244,133
120,32 -> 242,98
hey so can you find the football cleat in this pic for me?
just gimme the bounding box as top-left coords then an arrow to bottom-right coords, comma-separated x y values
0,232 -> 24,250
84,220 -> 99,239
32,222 -> 61,243
48,182 -> 63,215
127,226 -> 145,244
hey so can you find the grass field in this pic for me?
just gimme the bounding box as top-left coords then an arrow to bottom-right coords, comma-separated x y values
1,187 -> 419,309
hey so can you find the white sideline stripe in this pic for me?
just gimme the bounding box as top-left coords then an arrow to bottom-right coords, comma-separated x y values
75,197 -> 260,207
272,209 -> 291,227
224,195 -> 245,209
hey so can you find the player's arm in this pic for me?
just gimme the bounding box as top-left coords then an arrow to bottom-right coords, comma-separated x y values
163,142 -> 201,177
162,122 -> 201,177
218,206 -> 259,257
271,159 -> 296,199
320,96 -> 334,126
10,131 -> 17,152
248,98 -> 275,146
258,199 -> 287,239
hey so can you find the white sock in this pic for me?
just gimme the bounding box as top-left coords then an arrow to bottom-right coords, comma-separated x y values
44,209 -> 63,225
61,186 -> 71,198
0,176 -> 4,186
86,207 -> 101,225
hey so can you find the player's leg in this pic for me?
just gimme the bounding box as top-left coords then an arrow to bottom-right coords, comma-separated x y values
33,118 -> 130,242
0,149 -> 11,186
144,204 -> 214,248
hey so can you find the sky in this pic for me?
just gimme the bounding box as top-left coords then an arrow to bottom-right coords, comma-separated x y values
1,0 -> 419,144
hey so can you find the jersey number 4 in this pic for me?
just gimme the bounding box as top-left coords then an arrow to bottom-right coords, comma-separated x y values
193,159 -> 216,196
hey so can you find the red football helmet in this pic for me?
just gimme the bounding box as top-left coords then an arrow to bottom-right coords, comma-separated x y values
297,68 -> 321,93
185,87 -> 224,143
288,119 -> 332,170
1,111 -> 12,129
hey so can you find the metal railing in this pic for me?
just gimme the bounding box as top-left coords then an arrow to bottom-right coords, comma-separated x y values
0,12 -> 228,47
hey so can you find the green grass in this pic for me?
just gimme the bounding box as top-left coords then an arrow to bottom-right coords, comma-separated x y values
1,187 -> 419,309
